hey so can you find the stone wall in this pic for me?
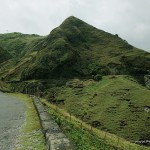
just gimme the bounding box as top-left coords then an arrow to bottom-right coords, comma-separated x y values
144,75 -> 150,89
32,96 -> 73,150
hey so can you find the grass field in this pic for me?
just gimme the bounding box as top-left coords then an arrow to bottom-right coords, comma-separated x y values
41,98 -> 150,150
42,99 -> 118,150
48,75 -> 150,144
10,93 -> 46,150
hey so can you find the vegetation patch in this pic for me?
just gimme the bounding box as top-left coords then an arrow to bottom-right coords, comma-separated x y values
42,98 -> 150,150
44,100 -> 118,150
10,93 -> 46,150
0,16 -> 150,80
51,76 -> 150,144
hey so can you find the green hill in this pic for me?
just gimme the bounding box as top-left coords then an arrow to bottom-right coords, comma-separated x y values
0,16 -> 150,81
0,33 -> 44,80
0,46 -> 11,64
0,16 -> 150,148
20,16 -> 150,80
50,75 -> 150,143
0,32 -> 43,57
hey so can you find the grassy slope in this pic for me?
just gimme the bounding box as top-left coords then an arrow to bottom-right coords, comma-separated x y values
21,16 -> 149,80
10,93 -> 46,150
0,32 -> 43,57
0,46 -> 11,63
42,98 -> 150,150
42,99 -> 118,150
53,75 -> 150,142
0,32 -> 44,80
0,16 -> 149,80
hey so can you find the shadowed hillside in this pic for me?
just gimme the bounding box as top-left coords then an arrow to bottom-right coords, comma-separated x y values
0,16 -> 150,81
0,46 -> 11,64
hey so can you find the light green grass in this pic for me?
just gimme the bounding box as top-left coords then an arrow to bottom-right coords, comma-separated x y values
10,93 -> 46,150
53,75 -> 150,144
41,99 -> 118,150
42,98 -> 150,150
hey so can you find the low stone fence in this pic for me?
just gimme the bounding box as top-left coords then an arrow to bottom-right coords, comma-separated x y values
32,96 -> 73,150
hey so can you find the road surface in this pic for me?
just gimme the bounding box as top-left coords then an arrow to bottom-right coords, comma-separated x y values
0,92 -> 26,150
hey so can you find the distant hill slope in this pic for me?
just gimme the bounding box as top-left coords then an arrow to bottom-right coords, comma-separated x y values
0,32 -> 43,57
0,16 -> 150,81
0,46 -> 11,63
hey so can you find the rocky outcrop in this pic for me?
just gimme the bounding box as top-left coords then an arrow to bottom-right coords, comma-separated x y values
32,96 -> 73,150
144,75 -> 150,89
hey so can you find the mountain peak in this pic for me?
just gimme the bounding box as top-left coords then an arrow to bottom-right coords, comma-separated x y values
63,16 -> 81,22
60,16 -> 87,29
65,16 -> 77,20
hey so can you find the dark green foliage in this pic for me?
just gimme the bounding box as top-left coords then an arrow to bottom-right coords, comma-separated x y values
0,32 -> 43,57
0,16 -> 150,81
93,74 -> 102,81
0,46 -> 11,63
1,77 -> 4,81
46,88 -> 57,103
88,63 -> 110,75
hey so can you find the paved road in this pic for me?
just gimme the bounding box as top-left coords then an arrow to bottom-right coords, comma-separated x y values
0,92 -> 26,150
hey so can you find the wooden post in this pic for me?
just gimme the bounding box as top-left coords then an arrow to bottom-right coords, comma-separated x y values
70,113 -> 71,121
90,125 -> 93,131
104,131 -> 107,140
81,117 -> 83,129
117,137 -> 120,146
34,87 -> 36,96
143,145 -> 145,150
37,86 -> 39,98
128,142 -> 131,150
55,103 -> 58,112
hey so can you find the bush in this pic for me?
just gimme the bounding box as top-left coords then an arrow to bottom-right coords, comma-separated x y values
1,77 -> 4,81
46,88 -> 58,103
93,74 -> 102,81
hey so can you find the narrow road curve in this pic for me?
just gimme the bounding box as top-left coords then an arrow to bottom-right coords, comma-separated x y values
0,92 -> 26,150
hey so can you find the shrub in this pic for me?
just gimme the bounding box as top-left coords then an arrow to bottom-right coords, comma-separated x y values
93,74 -> 102,81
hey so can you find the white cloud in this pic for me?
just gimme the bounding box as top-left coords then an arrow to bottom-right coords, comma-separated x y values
0,0 -> 150,51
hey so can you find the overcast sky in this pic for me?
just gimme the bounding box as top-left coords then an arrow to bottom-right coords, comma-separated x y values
0,0 -> 150,52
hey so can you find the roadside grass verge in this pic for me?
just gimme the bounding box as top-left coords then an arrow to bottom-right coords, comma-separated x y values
54,76 -> 150,146
41,98 -> 150,150
42,99 -> 118,150
10,93 -> 46,150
